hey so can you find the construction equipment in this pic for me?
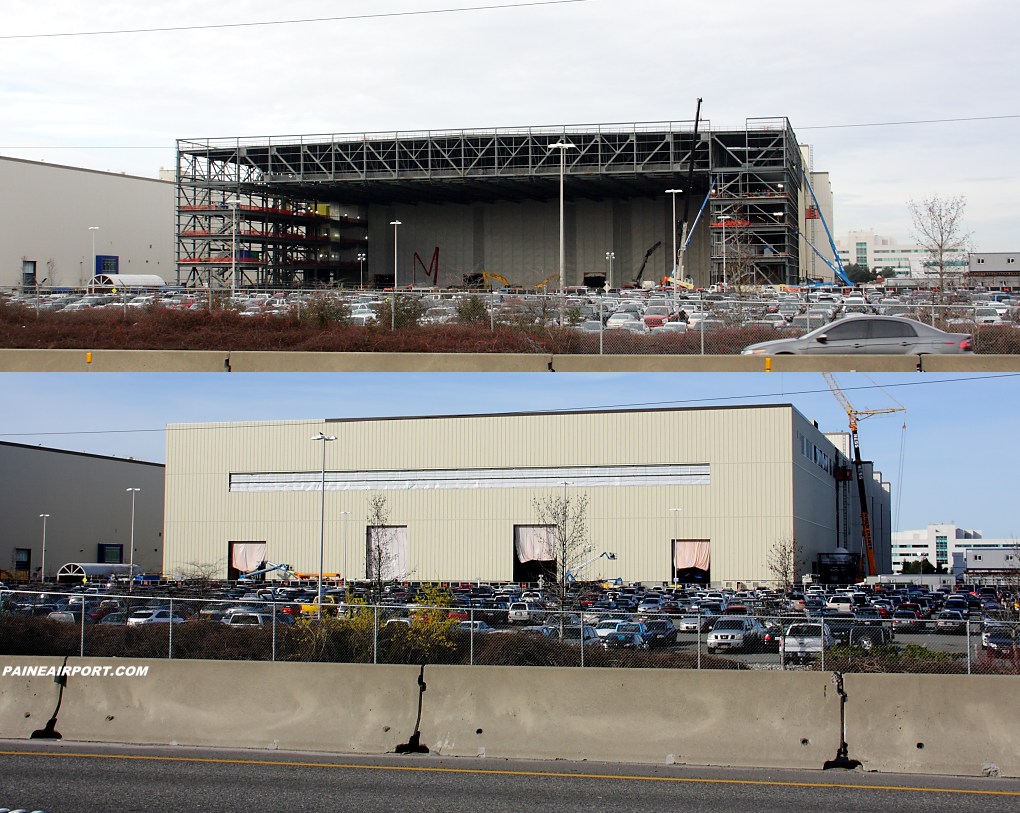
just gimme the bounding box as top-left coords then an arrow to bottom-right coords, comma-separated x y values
823,373 -> 905,578
535,272 -> 559,290
237,561 -> 298,581
482,271 -> 509,288
798,168 -> 852,287
631,241 -> 663,286
565,552 -> 617,583
673,97 -> 704,292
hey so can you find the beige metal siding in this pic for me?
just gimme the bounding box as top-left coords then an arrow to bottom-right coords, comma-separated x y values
164,406 -> 833,585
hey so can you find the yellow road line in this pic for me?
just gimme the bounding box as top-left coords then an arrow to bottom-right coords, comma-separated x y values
0,750 -> 1017,796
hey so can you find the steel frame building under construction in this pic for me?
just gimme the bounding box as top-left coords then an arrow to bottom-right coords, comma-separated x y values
176,118 -> 810,290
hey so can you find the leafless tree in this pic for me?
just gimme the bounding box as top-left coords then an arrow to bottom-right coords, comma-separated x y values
366,494 -> 395,600
532,492 -> 590,636
766,537 -> 799,592
908,195 -> 972,305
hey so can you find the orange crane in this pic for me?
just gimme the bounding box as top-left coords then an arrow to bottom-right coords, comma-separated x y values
823,373 -> 905,578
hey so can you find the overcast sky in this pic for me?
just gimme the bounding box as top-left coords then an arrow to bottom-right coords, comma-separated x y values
1,371 -> 1017,539
2,0 -> 1017,249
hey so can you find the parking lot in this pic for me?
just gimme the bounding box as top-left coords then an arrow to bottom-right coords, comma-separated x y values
5,284 -> 1020,354
2,579 -> 1016,675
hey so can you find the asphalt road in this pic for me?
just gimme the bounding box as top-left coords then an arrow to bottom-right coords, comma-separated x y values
1,742 -> 1018,813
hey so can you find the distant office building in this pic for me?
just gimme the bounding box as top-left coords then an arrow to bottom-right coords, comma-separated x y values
0,156 -> 174,290
834,231 -> 928,277
0,441 -> 165,582
891,524 -> 1016,574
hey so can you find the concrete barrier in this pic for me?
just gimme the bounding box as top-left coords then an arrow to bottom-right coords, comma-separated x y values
844,673 -> 1020,776
2,348 -> 1019,373
3,658 -> 1017,774
0,657 -> 837,768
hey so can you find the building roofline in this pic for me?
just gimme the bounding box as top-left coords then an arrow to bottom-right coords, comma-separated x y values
0,155 -> 171,185
0,440 -> 164,468
324,403 -> 797,424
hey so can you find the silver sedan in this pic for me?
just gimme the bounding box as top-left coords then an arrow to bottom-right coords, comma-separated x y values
741,314 -> 972,355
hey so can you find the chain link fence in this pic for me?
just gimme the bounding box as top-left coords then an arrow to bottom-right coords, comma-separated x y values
3,590 -> 1017,675
8,287 -> 1020,353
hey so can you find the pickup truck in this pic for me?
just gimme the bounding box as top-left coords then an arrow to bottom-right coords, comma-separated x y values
780,622 -> 835,664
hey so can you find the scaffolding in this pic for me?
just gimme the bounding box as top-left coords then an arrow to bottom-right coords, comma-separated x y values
177,118 -> 804,288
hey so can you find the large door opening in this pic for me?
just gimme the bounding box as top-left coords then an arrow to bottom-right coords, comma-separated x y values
228,541 -> 267,581
672,539 -> 710,584
513,525 -> 557,584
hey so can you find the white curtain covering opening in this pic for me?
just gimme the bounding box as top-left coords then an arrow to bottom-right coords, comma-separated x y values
367,526 -> 408,580
231,542 -> 267,573
673,540 -> 711,571
515,525 -> 556,563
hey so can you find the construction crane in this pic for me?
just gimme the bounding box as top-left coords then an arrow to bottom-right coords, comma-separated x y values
631,241 -> 663,287
823,373 -> 905,578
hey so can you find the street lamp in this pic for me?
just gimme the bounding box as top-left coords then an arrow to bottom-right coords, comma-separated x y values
311,432 -> 337,619
357,253 -> 367,289
605,251 -> 615,290
670,508 -> 682,583
39,514 -> 50,583
549,140 -> 576,325
226,198 -> 241,300
389,221 -> 401,329
126,489 -> 140,591
665,189 -> 683,299
88,226 -> 99,292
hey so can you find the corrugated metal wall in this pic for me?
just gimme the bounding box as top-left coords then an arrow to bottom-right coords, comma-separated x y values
164,407 -> 846,586
366,194 -> 710,288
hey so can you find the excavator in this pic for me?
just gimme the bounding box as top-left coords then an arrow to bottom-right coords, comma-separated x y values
534,272 -> 559,291
630,241 -> 663,287
482,271 -> 510,289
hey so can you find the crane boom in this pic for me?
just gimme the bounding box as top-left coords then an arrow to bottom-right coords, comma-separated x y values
822,373 -> 905,578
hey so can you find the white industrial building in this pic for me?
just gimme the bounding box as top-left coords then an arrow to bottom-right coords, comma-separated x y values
162,405 -> 893,586
892,523 -> 1018,575
797,145 -> 836,284
966,252 -> 1020,290
834,230 -> 928,277
0,156 -> 175,290
0,442 -> 165,582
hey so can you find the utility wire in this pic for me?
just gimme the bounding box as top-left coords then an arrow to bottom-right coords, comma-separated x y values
0,0 -> 597,40
0,372 -> 1016,439
798,114 -> 1020,130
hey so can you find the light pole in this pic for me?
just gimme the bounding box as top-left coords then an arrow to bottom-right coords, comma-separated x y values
357,253 -> 366,289
549,140 -> 576,325
88,226 -> 99,292
226,198 -> 241,301
605,251 -> 615,290
665,189 -> 682,299
311,432 -> 337,619
39,514 -> 49,584
670,508 -> 682,584
126,488 -> 140,592
389,221 -> 401,329
339,510 -> 351,588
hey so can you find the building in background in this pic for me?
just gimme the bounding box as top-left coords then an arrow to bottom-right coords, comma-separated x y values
162,405 -> 892,586
797,145 -> 836,283
0,442 -> 165,582
834,231 -> 926,278
966,252 -> 1020,290
891,523 -> 1016,574
0,156 -> 174,291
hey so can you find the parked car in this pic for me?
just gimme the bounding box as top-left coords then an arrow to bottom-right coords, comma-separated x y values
677,614 -> 713,633
741,314 -> 972,356
599,631 -> 647,650
847,625 -> 895,650
934,610 -> 968,634
126,608 -> 185,626
706,617 -> 764,653
780,623 -> 835,664
642,619 -> 679,648
984,629 -> 1017,658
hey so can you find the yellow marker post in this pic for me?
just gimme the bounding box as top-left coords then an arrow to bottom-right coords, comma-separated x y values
86,352 -> 92,365
765,357 -> 772,372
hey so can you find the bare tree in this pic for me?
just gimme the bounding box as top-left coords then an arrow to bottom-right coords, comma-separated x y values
908,195 -> 972,305
176,559 -> 226,597
766,537 -> 798,592
366,494 -> 395,600
531,492 -> 590,636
